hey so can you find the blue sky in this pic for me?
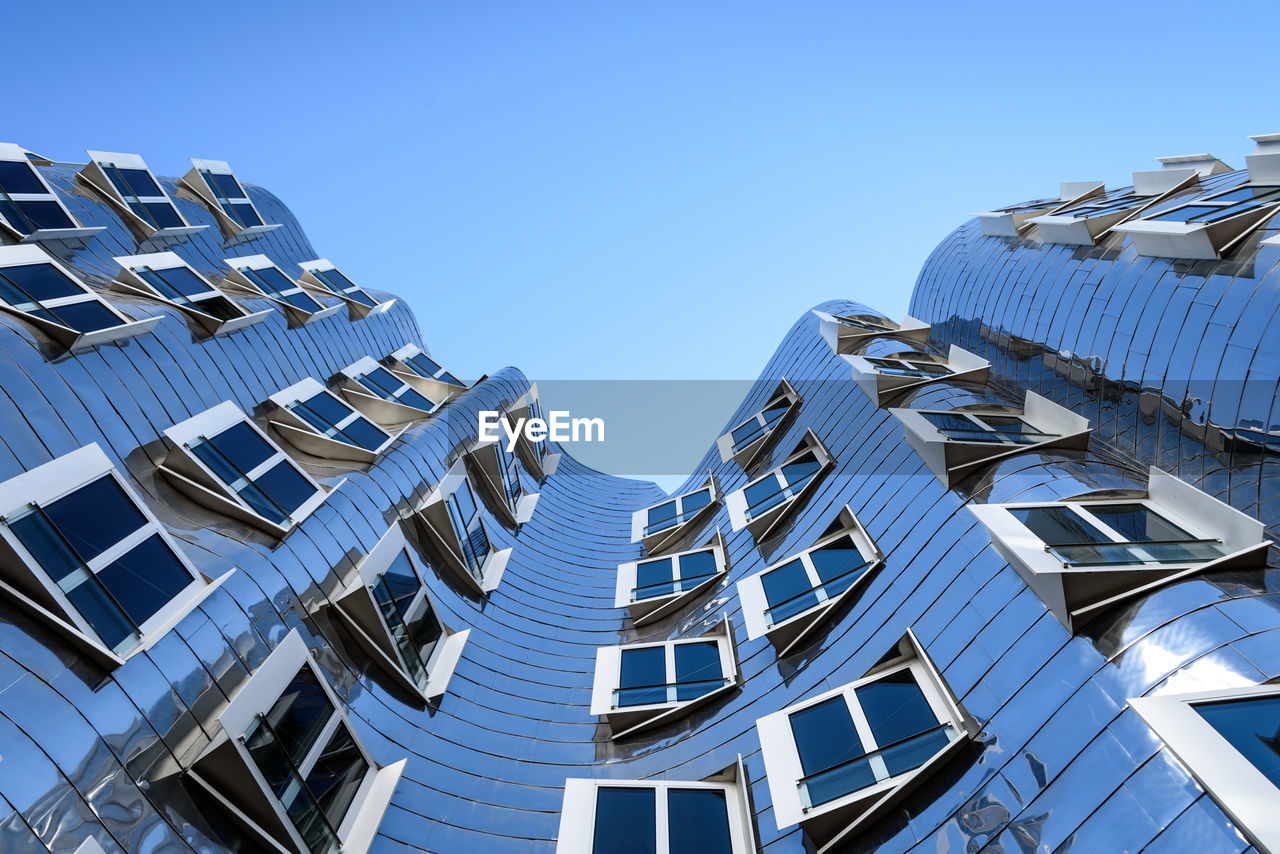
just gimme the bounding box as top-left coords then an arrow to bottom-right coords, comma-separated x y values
11,2 -> 1280,489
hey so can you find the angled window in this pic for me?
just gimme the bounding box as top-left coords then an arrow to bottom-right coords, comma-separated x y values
335,355 -> 442,426
161,402 -> 333,538
970,466 -> 1269,631
631,476 -> 719,555
330,525 -> 468,701
1027,178 -> 1193,246
590,618 -> 738,739
1133,682 -> 1280,854
716,379 -> 801,470
739,507 -> 882,656
0,244 -> 161,351
79,150 -> 205,244
113,250 -> 271,337
615,531 -> 727,626
756,632 -> 976,851
189,629 -> 404,854
891,391 -> 1091,487
222,254 -> 342,326
0,444 -> 228,669
267,377 -> 400,463
413,459 -> 511,595
814,309 -> 931,355
503,384 -> 562,478
464,435 -> 538,528
298,259 -> 391,320
844,344 -> 989,407
385,343 -> 467,406
974,181 -> 1103,237
180,158 -> 281,243
0,142 -> 103,245
727,431 -> 832,540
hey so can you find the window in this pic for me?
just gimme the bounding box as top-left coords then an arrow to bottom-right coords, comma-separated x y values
631,478 -> 719,554
222,255 -> 342,326
845,344 -> 989,407
298,260 -> 389,320
891,391 -> 1091,487
0,244 -> 161,351
335,355 -> 442,425
1027,181 -> 1179,245
727,431 -> 832,540
1114,178 -> 1280,260
189,629 -> 404,854
180,158 -> 281,242
161,402 -> 332,538
503,384 -> 562,478
556,773 -> 755,854
385,344 -> 467,406
267,377 -> 399,463
80,150 -> 205,242
716,379 -> 800,469
756,632 -> 974,849
464,435 -> 538,528
739,507 -> 882,655
1132,682 -> 1280,854
0,142 -> 103,244
590,618 -> 737,738
975,181 -> 1103,237
331,525 -> 468,701
614,532 -> 727,626
112,250 -> 271,337
814,309 -> 931,355
970,466 -> 1269,631
0,444 -> 227,668
413,459 -> 511,595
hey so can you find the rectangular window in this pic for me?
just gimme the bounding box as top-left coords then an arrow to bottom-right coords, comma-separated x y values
919,410 -> 1052,445
631,547 -> 719,603
348,361 -> 440,414
1145,184 -> 1280,224
200,168 -> 263,228
445,480 -> 490,581
299,260 -> 382,309
718,378 -> 800,467
114,250 -> 260,329
557,778 -> 752,854
760,534 -> 869,627
742,450 -> 822,522
285,389 -> 392,454
1009,501 -> 1233,568
230,258 -> 328,314
646,488 -> 712,536
0,144 -> 97,241
369,550 -> 443,692
864,355 -> 950,378
403,351 -> 464,388
83,150 -> 198,237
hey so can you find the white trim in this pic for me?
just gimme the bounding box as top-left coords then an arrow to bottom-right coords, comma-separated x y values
716,378 -> 802,468
112,250 -> 271,337
221,254 -> 342,325
267,376 -> 399,462
0,142 -> 103,244
556,777 -> 752,854
725,431 -> 833,539
615,532 -> 728,626
631,476 -> 720,553
80,150 -> 206,241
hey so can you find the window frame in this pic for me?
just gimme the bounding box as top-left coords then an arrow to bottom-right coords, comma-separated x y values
614,531 -> 728,626
631,476 -> 720,555
1027,173 -> 1202,245
79,150 -> 206,243
726,430 -> 833,540
716,378 -> 802,469
413,458 -> 511,596
464,434 -> 539,529
334,355 -> 443,427
222,254 -> 342,327
0,142 -> 104,244
0,443 -> 229,669
813,309 -> 931,356
179,158 -> 282,242
974,181 -> 1104,237
297,259 -> 391,321
1113,180 -> 1280,260
844,343 -> 990,407
112,250 -> 272,337
266,377 -> 401,463
385,343 -> 468,404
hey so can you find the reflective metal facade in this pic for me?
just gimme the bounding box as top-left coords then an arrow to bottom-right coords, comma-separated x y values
0,152 -> 1273,854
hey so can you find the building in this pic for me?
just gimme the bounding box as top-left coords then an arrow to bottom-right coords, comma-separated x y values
0,135 -> 1276,854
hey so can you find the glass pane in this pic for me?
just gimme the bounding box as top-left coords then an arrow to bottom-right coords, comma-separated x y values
136,269 -> 191,305
64,574 -> 137,653
1195,695 -> 1280,788
647,500 -> 678,531
305,723 -> 369,828
810,535 -> 869,597
8,510 -> 82,584
790,694 -> 865,777
243,714 -> 339,854
338,417 -> 389,452
855,669 -> 941,765
294,392 -> 353,430
0,263 -> 84,301
208,171 -> 246,199
284,290 -> 325,312
1088,503 -> 1194,543
407,352 -> 444,377
13,200 -> 74,231
1148,204 -> 1219,223
150,266 -> 211,298
673,642 -> 722,701
141,202 -> 184,229
195,295 -> 243,322
593,787 -> 655,854
47,300 -> 121,334
780,452 -> 820,487
252,462 -> 316,518
358,368 -> 402,398
95,534 -> 193,628
668,788 -> 732,854
229,202 -> 263,227
634,557 -> 675,600
681,489 -> 711,514
398,387 -> 437,412
114,167 -> 163,197
678,549 -> 717,581
0,199 -> 33,235
761,558 -> 819,625
617,646 -> 666,707
1010,505 -> 1108,546
0,160 -> 46,194
203,422 -> 277,475
263,667 -> 334,766
744,474 -> 785,517
41,475 -> 147,564
246,266 -> 299,297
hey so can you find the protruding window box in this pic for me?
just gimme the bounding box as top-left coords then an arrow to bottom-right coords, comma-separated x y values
0,444 -> 230,670
970,466 -> 1269,631
891,391 -> 1091,487
335,355 -> 443,427
1132,682 -> 1280,854
179,158 -> 282,244
504,384 -> 562,478
160,402 -> 337,540
756,632 -> 977,853
1112,181 -> 1280,260
727,431 -> 832,540
330,525 -> 468,702
590,618 -> 739,739
974,182 -> 1104,237
0,143 -> 104,246
464,436 -> 538,528
298,259 -> 394,321
1029,190 -> 1168,246
844,344 -> 990,407
186,629 -> 404,854
615,531 -> 727,626
385,343 -> 468,404
222,255 -> 342,327
266,377 -> 402,463
413,460 -> 511,596
112,251 -> 272,337
79,151 -> 207,245
0,244 -> 161,351
631,476 -> 720,554
716,379 -> 801,470
739,507 -> 882,656
813,310 -> 931,355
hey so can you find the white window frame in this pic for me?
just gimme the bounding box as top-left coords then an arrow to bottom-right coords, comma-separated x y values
189,629 -> 405,854
970,466 -> 1269,631
813,309 -> 931,356
726,431 -> 833,540
464,434 -> 539,528
614,531 -> 727,627
161,401 -> 335,538
112,250 -> 272,337
739,506 -> 882,656
1132,682 -> 1280,854
179,158 -> 281,242
336,355 -> 442,426
0,444 -> 230,668
386,343 -> 467,404
267,377 -> 401,464
297,259 -> 392,320
0,142 -> 103,244
221,254 -> 342,326
716,378 -> 801,469
589,617 -> 738,739
843,344 -> 989,407
1114,180 -> 1280,260
974,181 -> 1103,237
0,244 -> 161,351
79,150 -> 206,242
413,458 -> 511,596
631,476 -> 719,554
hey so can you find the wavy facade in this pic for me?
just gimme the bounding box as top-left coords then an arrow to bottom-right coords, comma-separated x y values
0,140 -> 1276,854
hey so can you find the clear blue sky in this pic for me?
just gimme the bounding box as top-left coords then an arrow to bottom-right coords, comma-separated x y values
10,1 -> 1280,488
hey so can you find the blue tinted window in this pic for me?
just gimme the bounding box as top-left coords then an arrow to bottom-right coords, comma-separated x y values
140,201 -> 184,229
105,166 -> 163,198
682,489 -> 711,513
64,575 -> 137,653
252,462 -> 316,518
635,557 -> 675,600
593,788 -> 655,854
791,695 -> 863,776
647,499 -> 677,528
673,642 -> 721,701
619,647 -> 665,690
1195,695 -> 1280,788
1010,506 -> 1107,545
96,534 -> 193,627
201,422 -> 277,476
339,417 -> 388,451
668,788 -> 732,854
48,300 -> 121,334
781,452 -> 820,486
744,474 -> 785,515
1089,503 -> 1192,542
40,475 -> 146,564
224,202 -> 263,228
398,387 -> 437,412
244,266 -> 299,297
0,263 -> 84,301
0,160 -> 46,194
679,549 -> 717,580
4,199 -> 74,232
283,291 -> 325,312
205,170 -> 246,200
810,536 -> 867,590
761,558 -> 817,624
855,669 -> 938,748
